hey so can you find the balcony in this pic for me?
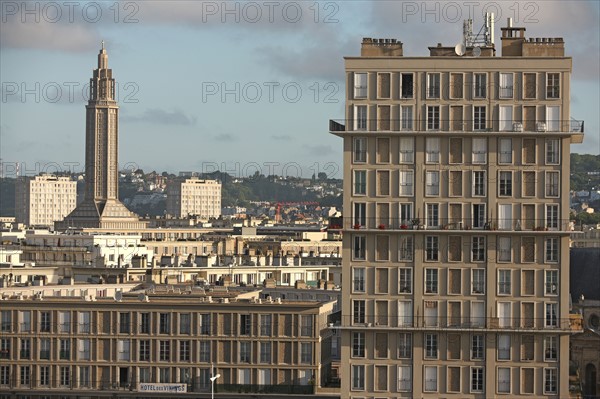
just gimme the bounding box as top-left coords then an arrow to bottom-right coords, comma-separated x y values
329,217 -> 575,232
59,350 -> 70,360
329,118 -> 584,135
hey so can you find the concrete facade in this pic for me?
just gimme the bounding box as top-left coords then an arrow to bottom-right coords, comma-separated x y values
166,178 -> 222,219
15,175 -> 76,228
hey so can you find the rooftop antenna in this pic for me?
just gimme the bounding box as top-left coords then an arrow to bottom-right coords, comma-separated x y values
463,12 -> 494,48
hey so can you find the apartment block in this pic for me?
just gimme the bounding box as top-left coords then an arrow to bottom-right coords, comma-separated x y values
0,287 -> 335,396
166,178 -> 222,219
15,175 -> 77,228
331,22 -> 584,398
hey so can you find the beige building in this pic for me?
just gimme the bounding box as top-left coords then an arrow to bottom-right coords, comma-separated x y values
166,178 -> 222,219
15,175 -> 76,228
331,20 -> 583,398
0,285 -> 335,396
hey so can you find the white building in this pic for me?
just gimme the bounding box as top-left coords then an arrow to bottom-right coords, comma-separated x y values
166,178 -> 222,219
15,175 -> 77,228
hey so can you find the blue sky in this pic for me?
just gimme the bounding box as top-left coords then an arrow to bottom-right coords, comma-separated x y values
1,0 -> 599,179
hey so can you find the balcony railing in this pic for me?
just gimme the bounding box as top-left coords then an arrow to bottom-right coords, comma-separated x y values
329,118 -> 584,133
338,315 -> 580,331
329,217 -> 575,232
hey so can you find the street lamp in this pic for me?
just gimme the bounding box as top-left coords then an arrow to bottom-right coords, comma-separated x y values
210,373 -> 221,399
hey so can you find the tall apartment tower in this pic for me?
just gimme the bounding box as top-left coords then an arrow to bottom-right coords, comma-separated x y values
57,43 -> 145,230
166,178 -> 222,219
331,21 -> 584,398
15,175 -> 77,227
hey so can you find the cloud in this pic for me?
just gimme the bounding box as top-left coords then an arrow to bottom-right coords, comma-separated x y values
213,133 -> 236,141
121,108 -> 196,126
303,144 -> 334,157
271,135 -> 293,141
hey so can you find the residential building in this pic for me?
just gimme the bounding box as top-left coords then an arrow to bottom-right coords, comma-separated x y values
166,178 -> 222,219
331,20 -> 583,398
15,175 -> 76,228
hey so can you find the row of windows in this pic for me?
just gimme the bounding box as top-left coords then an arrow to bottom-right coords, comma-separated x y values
0,337 -> 313,365
353,71 -> 561,101
350,299 -> 561,329
351,332 -> 558,363
354,169 -> 561,199
352,266 -> 559,296
350,363 -> 558,394
353,136 -> 561,166
351,104 -> 563,132
0,310 -> 314,337
352,234 -> 560,263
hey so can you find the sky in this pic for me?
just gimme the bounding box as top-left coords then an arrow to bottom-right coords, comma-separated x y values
1,0 -> 599,179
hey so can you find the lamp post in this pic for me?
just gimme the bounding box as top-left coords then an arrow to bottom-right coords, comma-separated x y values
210,373 -> 221,399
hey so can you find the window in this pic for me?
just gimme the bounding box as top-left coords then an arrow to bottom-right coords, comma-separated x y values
499,72 -> 513,98
0,310 -> 10,332
352,332 -> 365,357
199,341 -> 210,362
353,235 -> 366,260
546,204 -> 559,230
498,138 -> 512,163
425,237 -> 439,262
240,314 -> 251,335
498,367 -> 511,393
353,202 -> 366,228
472,138 -> 487,164
378,105 -> 391,130
425,333 -> 438,359
425,171 -> 440,196
472,236 -> 486,262
40,338 -> 50,359
159,367 -> 170,383
450,72 -> 463,99
377,72 -> 391,99
19,310 -> 31,332
20,365 -> 30,386
399,137 -> 414,163
179,313 -> 191,334
424,366 -> 438,392
80,366 -> 91,387
353,170 -> 366,195
376,170 -> 390,196
200,314 -> 211,335
352,364 -> 365,390
427,73 -> 440,98
546,73 -> 560,99
20,338 -> 30,359
301,342 -> 312,364
498,269 -> 511,295
40,311 -> 50,332
398,333 -> 412,359
0,338 -> 10,360
401,73 -> 414,98
472,171 -> 486,196
474,73 -> 487,98
401,105 -> 413,130
498,334 -> 511,360
474,106 -> 486,130
398,300 -> 413,327
59,311 -> 71,333
117,339 -> 130,361
545,303 -> 558,327
354,105 -> 367,130
471,334 -> 484,360
353,300 -> 366,324
0,365 -> 10,385
425,268 -> 438,293
139,340 -> 150,361
524,72 -> 537,99
399,170 -> 414,196
119,312 -> 130,334
546,139 -> 560,164
499,171 -> 513,196
40,365 -> 50,386
398,365 -> 412,392
546,171 -> 559,197
353,137 -> 366,163
399,267 -> 412,293
399,203 -> 413,226
542,335 -> 558,362
472,203 -> 486,229
78,311 -> 90,333
354,72 -> 367,98
301,315 -> 313,337
426,137 -> 440,163
471,366 -> 484,393
426,204 -> 439,228
544,368 -> 558,394
472,269 -> 485,294
78,338 -> 90,360
545,238 -> 559,263
427,106 -> 440,130
545,270 -> 559,295
497,236 -> 511,262
260,314 -> 272,336
239,341 -> 251,363
159,313 -> 170,334
260,342 -> 271,363
353,267 -> 365,292
59,365 -> 70,386
140,312 -> 150,334
179,340 -> 190,361
159,340 -> 170,361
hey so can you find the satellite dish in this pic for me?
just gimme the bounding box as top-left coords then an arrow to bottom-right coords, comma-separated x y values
454,43 -> 466,56
473,46 -> 482,57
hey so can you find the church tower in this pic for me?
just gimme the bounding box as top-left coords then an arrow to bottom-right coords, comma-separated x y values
57,43 -> 145,230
